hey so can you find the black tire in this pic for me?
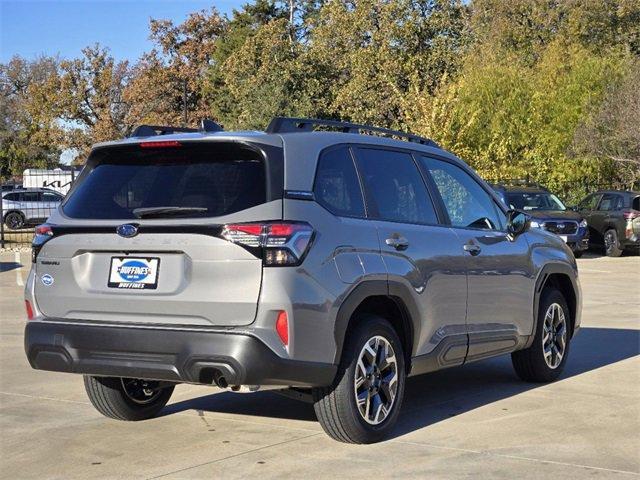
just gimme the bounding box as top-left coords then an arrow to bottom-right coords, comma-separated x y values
572,250 -> 583,259
312,315 -> 406,444
84,376 -> 174,421
604,229 -> 623,257
512,288 -> 571,382
4,211 -> 24,230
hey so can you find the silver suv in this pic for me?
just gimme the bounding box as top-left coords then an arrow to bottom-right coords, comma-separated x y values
2,188 -> 64,230
24,118 -> 581,443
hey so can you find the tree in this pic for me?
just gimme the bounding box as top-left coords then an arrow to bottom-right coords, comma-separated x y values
57,45 -> 132,162
0,55 -> 62,179
125,8 -> 225,126
573,60 -> 640,184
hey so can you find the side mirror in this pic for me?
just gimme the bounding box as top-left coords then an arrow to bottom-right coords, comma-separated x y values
506,210 -> 530,238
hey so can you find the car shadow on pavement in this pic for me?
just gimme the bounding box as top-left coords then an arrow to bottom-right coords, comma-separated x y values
0,262 -> 23,273
160,327 -> 639,435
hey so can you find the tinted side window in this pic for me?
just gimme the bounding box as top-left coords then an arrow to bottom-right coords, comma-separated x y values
578,194 -> 600,210
421,157 -> 505,230
22,192 -> 39,202
3,193 -> 20,201
313,146 -> 365,217
356,148 -> 437,224
598,194 -> 621,211
42,192 -> 62,202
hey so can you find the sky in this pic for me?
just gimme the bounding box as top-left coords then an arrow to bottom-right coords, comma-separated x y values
0,0 -> 244,63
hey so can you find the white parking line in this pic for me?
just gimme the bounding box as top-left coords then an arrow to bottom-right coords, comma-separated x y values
14,252 -> 24,287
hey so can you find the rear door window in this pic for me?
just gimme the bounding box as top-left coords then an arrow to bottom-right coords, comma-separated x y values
313,146 -> 365,217
598,194 -> 621,211
22,192 -> 39,202
63,143 -> 267,219
354,147 -> 437,225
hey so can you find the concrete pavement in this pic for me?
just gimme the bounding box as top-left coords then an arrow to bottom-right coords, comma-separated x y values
1,250 -> 638,479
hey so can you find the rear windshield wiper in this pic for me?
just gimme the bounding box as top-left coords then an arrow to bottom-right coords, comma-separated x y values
132,206 -> 208,218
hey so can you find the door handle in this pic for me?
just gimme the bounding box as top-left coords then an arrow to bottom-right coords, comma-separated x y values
385,236 -> 409,251
463,243 -> 481,256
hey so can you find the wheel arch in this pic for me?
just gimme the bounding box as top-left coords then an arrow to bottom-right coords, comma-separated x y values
333,280 -> 421,372
532,264 -> 580,345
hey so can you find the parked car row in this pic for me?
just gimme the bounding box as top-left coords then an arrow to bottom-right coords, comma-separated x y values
492,182 -> 640,257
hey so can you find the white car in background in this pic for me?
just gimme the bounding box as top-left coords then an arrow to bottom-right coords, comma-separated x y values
1,188 -> 63,230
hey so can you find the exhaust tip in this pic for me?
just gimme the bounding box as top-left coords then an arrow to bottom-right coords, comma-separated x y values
214,372 -> 228,389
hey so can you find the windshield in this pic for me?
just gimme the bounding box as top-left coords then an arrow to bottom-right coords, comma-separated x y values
506,192 -> 566,211
63,142 -> 266,219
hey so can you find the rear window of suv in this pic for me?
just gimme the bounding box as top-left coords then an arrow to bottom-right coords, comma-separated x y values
63,142 -> 266,219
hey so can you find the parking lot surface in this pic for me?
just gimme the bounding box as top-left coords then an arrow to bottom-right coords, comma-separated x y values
1,251 -> 638,479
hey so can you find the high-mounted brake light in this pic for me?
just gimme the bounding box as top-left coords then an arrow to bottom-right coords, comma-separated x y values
139,140 -> 182,148
222,222 -> 314,266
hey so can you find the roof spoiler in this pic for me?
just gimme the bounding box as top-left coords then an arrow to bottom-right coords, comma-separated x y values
130,119 -> 224,138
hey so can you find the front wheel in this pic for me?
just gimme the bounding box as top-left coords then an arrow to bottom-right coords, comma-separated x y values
511,288 -> 571,382
312,315 -> 405,443
84,376 -> 174,421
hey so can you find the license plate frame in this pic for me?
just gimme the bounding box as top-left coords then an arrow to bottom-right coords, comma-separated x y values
108,257 -> 160,290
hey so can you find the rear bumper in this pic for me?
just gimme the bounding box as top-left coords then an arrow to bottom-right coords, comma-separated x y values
24,320 -> 337,387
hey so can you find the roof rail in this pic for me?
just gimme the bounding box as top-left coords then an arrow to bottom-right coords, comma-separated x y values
130,119 -> 224,138
266,117 -> 439,147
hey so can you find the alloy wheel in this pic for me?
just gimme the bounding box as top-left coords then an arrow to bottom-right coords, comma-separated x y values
5,213 -> 23,230
542,303 -> 567,369
604,230 -> 616,254
354,335 -> 398,425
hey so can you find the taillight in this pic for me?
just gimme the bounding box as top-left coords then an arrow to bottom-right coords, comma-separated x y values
32,224 -> 54,262
25,300 -> 34,320
222,222 -> 314,266
275,310 -> 289,346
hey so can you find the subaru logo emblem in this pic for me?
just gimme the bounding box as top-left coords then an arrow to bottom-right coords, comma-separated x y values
117,224 -> 138,238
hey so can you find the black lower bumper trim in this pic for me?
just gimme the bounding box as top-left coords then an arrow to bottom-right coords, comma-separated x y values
25,321 -> 337,387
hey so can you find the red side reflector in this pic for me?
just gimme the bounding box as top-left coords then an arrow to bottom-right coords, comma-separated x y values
276,311 -> 289,346
25,300 -> 34,320
139,141 -> 182,148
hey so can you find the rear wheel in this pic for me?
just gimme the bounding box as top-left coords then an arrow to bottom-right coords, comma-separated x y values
312,315 -> 405,443
604,229 -> 623,257
512,288 -> 571,382
4,211 -> 24,230
84,376 -> 174,421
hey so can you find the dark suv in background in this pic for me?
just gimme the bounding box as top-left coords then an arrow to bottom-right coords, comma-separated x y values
575,190 -> 640,257
493,184 -> 589,257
